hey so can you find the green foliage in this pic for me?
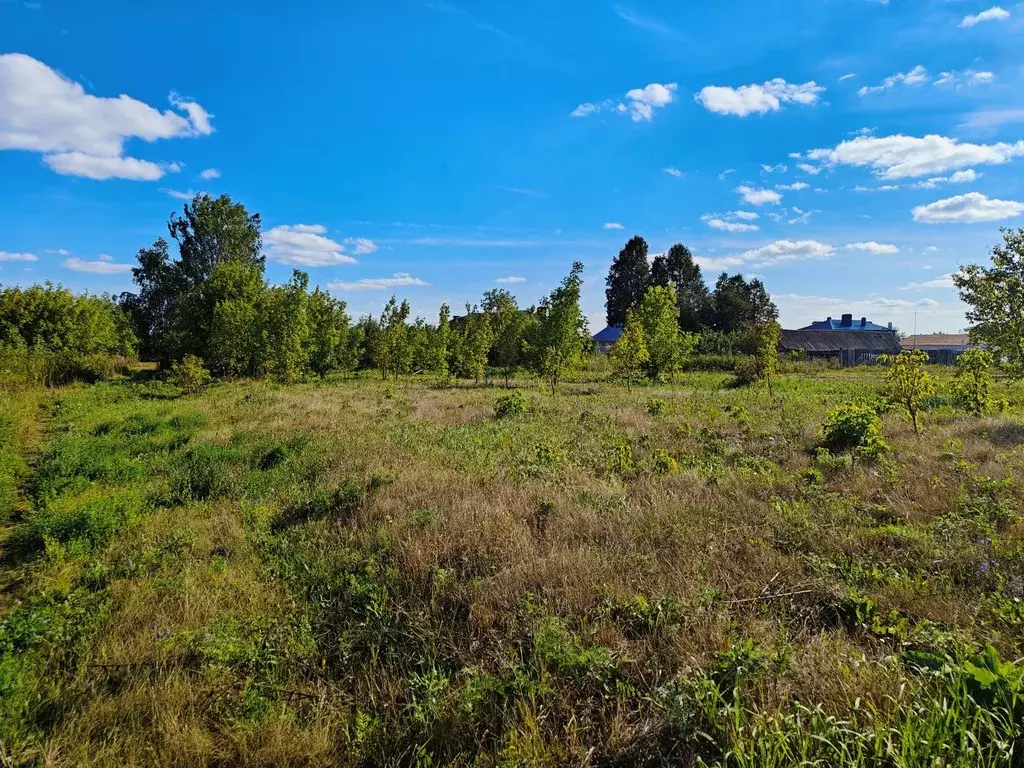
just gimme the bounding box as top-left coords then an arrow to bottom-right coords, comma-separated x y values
709,272 -> 778,333
305,287 -> 352,378
884,350 -> 936,433
651,242 -> 710,332
370,296 -> 412,380
952,347 -> 995,416
954,227 -> 1024,377
605,235 -> 650,327
638,285 -> 695,380
494,389 -> 529,418
732,355 -> 760,386
646,397 -> 667,416
169,354 -> 211,395
609,306 -> 648,389
821,402 -> 887,458
531,261 -> 589,391
455,304 -> 493,383
0,283 -> 137,357
753,319 -> 782,393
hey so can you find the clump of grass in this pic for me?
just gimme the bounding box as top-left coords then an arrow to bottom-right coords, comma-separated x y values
494,389 -> 529,418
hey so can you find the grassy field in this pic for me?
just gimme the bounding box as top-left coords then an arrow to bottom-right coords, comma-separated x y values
2,365 -> 1023,766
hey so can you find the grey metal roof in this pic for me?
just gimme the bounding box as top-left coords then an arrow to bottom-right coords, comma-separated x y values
779,329 -> 903,354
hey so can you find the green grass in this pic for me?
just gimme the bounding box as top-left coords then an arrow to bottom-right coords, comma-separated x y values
1,366 -> 1023,766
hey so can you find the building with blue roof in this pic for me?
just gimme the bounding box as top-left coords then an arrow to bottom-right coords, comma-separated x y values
592,325 -> 623,353
799,313 -> 893,332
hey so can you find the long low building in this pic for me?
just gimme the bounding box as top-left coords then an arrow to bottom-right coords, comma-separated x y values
779,328 -> 903,367
901,333 -> 972,365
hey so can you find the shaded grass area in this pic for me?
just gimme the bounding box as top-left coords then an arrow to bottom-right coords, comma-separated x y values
1,369 -> 1023,766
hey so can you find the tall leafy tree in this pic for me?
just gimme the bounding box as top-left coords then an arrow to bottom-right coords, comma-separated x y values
306,287 -> 351,378
610,306 -> 649,391
123,193 -> 265,365
261,270 -> 311,382
605,236 -> 651,327
652,243 -> 710,332
483,288 -> 524,386
710,273 -> 778,333
637,285 -> 694,380
433,303 -> 451,378
534,262 -> 590,391
371,296 -> 411,380
954,227 -> 1024,377
205,260 -> 266,377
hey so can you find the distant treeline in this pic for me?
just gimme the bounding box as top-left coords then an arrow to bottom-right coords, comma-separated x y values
1,193 -> 781,388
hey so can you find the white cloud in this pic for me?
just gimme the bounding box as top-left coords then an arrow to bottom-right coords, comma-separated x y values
776,182 -> 809,191
264,224 -> 365,266
787,208 -> 819,225
732,210 -> 759,220
701,214 -> 759,232
44,152 -> 167,180
63,256 -> 133,274
913,192 -> 1024,223
0,250 -> 37,262
857,65 -> 928,96
762,163 -> 787,173
164,188 -> 197,200
844,241 -> 899,254
935,69 -> 997,87
344,237 -> 378,255
807,133 -> 1024,179
912,168 -> 981,188
571,82 -> 677,122
695,78 -> 825,117
0,53 -> 211,180
958,109 -> 1024,131
959,6 -> 1010,27
736,185 -> 782,205
663,166 -> 683,177
603,222 -> 625,230
199,167 -> 220,180
328,273 -> 429,292
796,163 -> 822,175
624,82 -> 677,121
45,248 -> 70,256
735,239 -> 835,266
853,184 -> 901,192
838,73 -> 857,82
718,168 -> 736,180
495,276 -> 526,283
901,274 -> 955,290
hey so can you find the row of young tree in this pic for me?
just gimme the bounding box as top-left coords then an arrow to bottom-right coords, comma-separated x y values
605,236 -> 777,353
110,194 -> 593,388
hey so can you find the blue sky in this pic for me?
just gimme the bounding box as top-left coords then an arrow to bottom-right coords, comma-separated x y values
2,0 -> 1023,333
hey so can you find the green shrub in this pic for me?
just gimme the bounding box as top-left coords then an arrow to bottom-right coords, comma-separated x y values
494,389 -> 528,418
683,354 -> 740,372
651,448 -> 679,475
646,397 -> 667,416
170,355 -> 212,396
171,443 -> 236,503
732,355 -> 760,386
821,402 -> 887,459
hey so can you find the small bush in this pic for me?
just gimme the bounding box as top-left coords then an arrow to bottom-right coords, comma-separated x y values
732,355 -> 760,386
494,389 -> 528,418
646,397 -> 667,416
651,448 -> 679,475
169,355 -> 211,396
821,402 -> 887,459
171,443 -> 236,503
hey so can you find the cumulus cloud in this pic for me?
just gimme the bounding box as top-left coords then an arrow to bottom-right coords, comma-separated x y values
44,152 -> 168,180
806,134 -> 1024,179
63,256 -> 133,274
264,224 -> 369,266
663,166 -> 683,177
328,273 -> 429,292
776,182 -> 809,191
570,82 -> 677,122
701,213 -> 759,232
912,168 -> 980,189
199,168 -> 220,180
736,185 -> 782,205
603,222 -> 625,230
796,163 -> 822,175
495,276 -> 526,283
935,69 -> 996,87
857,65 -> 928,96
912,192 -> 1024,223
844,241 -> 900,254
901,274 -> 955,290
959,6 -> 1010,27
0,250 -> 38,262
735,239 -> 835,266
695,78 -> 824,117
0,53 -> 212,180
